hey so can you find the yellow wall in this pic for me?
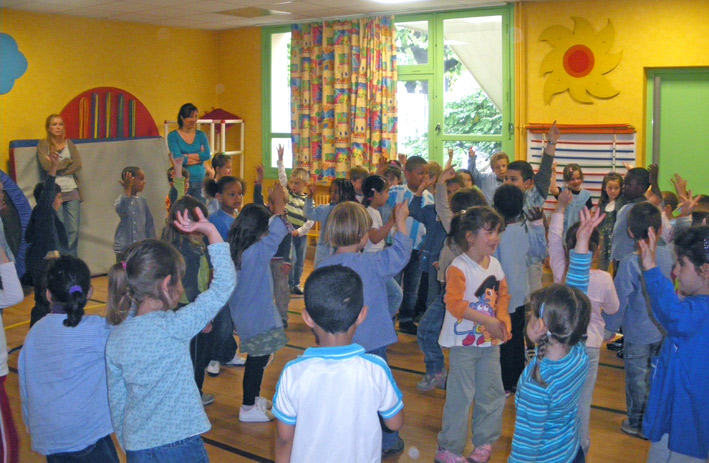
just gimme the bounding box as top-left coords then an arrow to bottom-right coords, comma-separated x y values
0,9 -> 219,168
516,0 -> 709,163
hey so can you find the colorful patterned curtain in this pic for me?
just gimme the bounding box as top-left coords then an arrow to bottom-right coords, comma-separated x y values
290,16 -> 397,182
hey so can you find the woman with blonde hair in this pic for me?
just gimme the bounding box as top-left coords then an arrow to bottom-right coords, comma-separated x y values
36,114 -> 82,256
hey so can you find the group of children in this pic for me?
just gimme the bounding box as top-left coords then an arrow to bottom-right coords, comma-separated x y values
7,122 -> 708,463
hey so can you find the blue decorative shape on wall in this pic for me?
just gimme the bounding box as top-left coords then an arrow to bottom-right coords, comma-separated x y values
0,33 -> 28,94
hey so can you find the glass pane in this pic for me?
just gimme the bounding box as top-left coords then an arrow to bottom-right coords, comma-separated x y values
397,80 -> 429,160
443,141 -> 503,174
442,16 -> 503,136
271,32 -> 292,134
271,137 -> 292,169
396,21 -> 429,66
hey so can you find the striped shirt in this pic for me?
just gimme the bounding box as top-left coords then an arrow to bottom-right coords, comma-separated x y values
387,185 -> 433,250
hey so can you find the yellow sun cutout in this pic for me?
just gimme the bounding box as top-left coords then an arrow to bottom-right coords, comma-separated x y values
540,17 -> 623,104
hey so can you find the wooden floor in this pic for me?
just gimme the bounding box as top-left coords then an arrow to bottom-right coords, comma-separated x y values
3,256 -> 650,463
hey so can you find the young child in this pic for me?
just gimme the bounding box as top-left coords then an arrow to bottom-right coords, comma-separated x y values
105,211 -> 235,460
20,255 -> 117,462
165,163 -> 189,213
436,206 -> 511,463
114,166 -> 156,262
318,201 -> 411,456
25,152 -> 68,326
228,184 -> 290,423
509,207 -> 604,463
387,155 -> 433,335
204,153 -> 232,216
273,265 -> 404,463
550,163 -> 594,237
469,148 -> 509,205
597,172 -> 623,271
604,202 -> 673,438
384,165 -> 403,187
504,122 -> 558,292
205,175 -> 245,376
639,225 -> 709,463
492,184 -> 546,395
349,165 -> 369,203
610,167 -> 651,264
550,189 -> 620,455
276,146 -> 314,295
305,178 -> 356,266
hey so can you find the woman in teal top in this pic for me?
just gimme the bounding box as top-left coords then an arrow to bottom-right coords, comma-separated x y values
167,103 -> 211,202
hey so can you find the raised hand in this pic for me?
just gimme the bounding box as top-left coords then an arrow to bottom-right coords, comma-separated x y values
397,153 -> 407,167
277,144 -> 284,162
170,153 -> 184,179
555,188 -> 573,212
647,164 -> 659,186
438,166 -> 457,185
48,151 -> 61,176
548,120 -> 560,144
394,201 -> 409,232
525,206 -> 544,222
678,190 -> 700,216
670,173 -> 688,198
173,207 -> 220,243
255,164 -> 264,184
574,206 -> 606,254
415,176 -> 435,196
446,148 -> 455,169
269,182 -> 288,215
120,171 -> 134,194
637,226 -> 658,271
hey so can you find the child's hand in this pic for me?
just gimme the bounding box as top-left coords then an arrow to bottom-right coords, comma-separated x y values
438,166 -> 456,185
394,201 -> 409,232
525,206 -> 544,222
291,230 -> 300,237
670,173 -> 688,198
637,226 -> 658,271
468,146 -> 476,161
678,190 -> 700,217
484,317 -> 508,343
255,164 -> 264,184
174,207 -> 222,243
277,144 -> 284,162
269,183 -> 288,215
445,148 -> 454,169
415,176 -> 434,197
48,151 -> 60,176
648,164 -> 659,186
547,120 -> 560,144
574,206 -> 606,254
170,153 -> 184,179
555,188 -> 573,212
397,153 -> 407,167
623,161 -> 635,171
120,171 -> 134,195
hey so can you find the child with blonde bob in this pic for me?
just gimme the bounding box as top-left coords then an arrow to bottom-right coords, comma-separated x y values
318,201 -> 412,456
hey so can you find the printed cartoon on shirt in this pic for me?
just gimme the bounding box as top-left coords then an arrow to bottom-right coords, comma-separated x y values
452,275 -> 500,346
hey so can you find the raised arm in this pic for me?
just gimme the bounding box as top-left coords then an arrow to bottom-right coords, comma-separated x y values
533,121 -> 560,199
548,189 -> 573,282
61,140 -> 82,175
276,145 -> 289,188
435,166 -> 456,233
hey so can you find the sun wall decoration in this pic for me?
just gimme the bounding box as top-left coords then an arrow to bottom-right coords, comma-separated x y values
539,17 -> 622,104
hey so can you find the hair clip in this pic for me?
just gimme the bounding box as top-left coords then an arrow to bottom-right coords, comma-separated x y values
539,302 -> 546,319
121,261 -> 127,271
69,285 -> 83,295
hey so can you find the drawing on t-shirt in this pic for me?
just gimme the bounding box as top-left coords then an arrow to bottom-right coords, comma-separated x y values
452,275 -> 500,346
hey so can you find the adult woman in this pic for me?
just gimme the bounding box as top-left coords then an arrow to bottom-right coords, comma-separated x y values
36,114 -> 82,257
167,103 -> 211,202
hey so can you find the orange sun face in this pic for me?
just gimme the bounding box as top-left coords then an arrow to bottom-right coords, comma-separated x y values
539,17 -> 622,104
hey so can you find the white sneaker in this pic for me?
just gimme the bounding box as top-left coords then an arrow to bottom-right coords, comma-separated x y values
225,354 -> 246,366
239,402 -> 274,422
206,360 -> 220,376
201,393 -> 215,406
255,396 -> 273,410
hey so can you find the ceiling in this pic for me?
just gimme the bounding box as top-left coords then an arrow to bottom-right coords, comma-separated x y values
2,0 -> 511,30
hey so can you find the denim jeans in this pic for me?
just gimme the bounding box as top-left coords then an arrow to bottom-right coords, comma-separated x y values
126,435 -> 208,463
417,293 -> 446,375
289,234 -> 308,289
397,249 -> 422,323
210,305 -> 237,364
47,434 -> 118,463
61,199 -> 80,257
625,340 -> 663,428
367,346 -> 401,452
578,346 -> 600,455
187,181 -> 205,204
385,278 -> 403,318
270,259 -> 291,324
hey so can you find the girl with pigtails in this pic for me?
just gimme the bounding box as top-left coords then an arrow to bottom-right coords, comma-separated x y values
20,256 -> 118,462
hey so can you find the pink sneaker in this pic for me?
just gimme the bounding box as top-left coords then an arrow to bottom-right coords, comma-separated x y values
468,444 -> 492,463
435,448 -> 467,463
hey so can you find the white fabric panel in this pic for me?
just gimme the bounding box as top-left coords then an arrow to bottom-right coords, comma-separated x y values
12,137 -> 171,274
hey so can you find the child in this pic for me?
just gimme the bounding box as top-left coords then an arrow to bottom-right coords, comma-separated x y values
639,226 -> 709,463
349,165 -> 369,203
20,255 -> 117,462
204,153 -> 232,215
105,211 -> 235,460
276,146 -> 314,294
610,167 -> 651,264
273,265 -> 404,463
205,176 -> 245,377
25,152 -> 68,326
416,185 -> 487,392
492,184 -> 546,395
165,161 -> 189,213
161,196 -> 219,406
317,200 -> 411,456
228,184 -> 290,423
114,166 -> 156,262
436,206 -> 511,463
597,172 -> 623,271
604,202 -> 673,438
384,165 -> 402,187
387,155 -> 433,335
504,122 -> 558,292
0,235 -> 24,463
469,148 -> 508,205
305,178 -> 356,266
550,189 -> 620,455
550,163 -> 594,237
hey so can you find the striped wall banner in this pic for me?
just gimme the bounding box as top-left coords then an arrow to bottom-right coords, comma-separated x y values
526,124 -> 636,211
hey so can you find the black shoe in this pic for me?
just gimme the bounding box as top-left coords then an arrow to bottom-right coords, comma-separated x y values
607,336 -> 624,351
382,437 -> 405,458
398,321 -> 417,335
617,348 -> 624,359
290,286 -> 303,295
